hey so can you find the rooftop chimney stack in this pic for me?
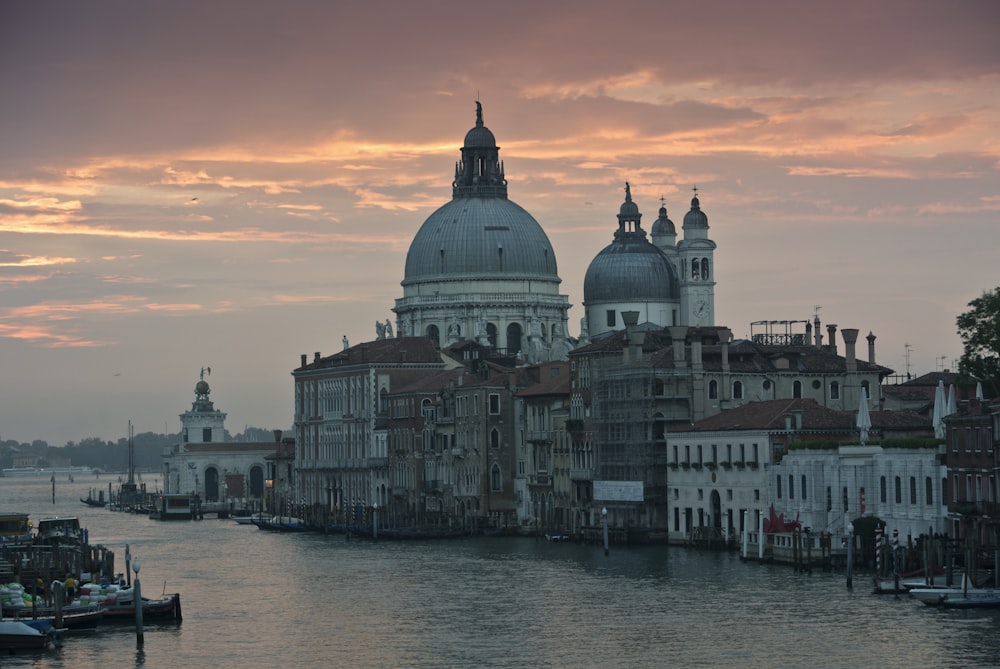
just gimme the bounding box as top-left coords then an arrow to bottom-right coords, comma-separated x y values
866,331 -> 877,364
842,328 -> 859,373
826,324 -> 838,354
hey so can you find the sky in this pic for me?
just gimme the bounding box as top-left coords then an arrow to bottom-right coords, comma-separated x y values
1,1 -> 998,446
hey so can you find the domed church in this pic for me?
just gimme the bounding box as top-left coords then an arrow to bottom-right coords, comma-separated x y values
582,183 -> 716,338
394,103 -> 571,361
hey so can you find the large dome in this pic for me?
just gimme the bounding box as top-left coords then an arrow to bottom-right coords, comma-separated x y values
403,197 -> 559,283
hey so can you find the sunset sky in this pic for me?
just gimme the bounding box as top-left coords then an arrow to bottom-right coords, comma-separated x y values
1,1 -> 998,446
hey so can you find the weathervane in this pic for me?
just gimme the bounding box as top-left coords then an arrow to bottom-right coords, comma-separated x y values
200,366 -> 211,380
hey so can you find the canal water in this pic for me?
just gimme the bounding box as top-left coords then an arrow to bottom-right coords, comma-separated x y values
2,475 -> 1000,668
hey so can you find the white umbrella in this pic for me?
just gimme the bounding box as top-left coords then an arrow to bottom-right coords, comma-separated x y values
976,382 -> 984,401
947,384 -> 958,416
932,380 -> 946,439
856,390 -> 872,445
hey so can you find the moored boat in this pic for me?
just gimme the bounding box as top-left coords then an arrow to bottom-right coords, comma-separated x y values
0,620 -> 57,652
0,512 -> 32,545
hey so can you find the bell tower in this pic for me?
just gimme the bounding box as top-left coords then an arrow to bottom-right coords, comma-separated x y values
677,188 -> 717,326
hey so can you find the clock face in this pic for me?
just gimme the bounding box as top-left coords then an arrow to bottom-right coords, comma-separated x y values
695,300 -> 708,317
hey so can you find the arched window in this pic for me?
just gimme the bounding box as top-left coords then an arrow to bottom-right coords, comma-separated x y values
925,477 -> 933,505
830,381 -> 840,400
701,258 -> 710,279
895,476 -> 902,503
486,323 -> 497,348
793,380 -> 802,398
708,380 -> 718,400
880,476 -> 887,503
861,380 -> 870,398
691,258 -> 700,279
491,464 -> 502,491
733,381 -> 744,400
506,323 -> 523,356
490,428 -> 500,449
426,324 -> 440,347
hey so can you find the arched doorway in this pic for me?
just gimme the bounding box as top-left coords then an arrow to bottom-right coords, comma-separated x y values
710,490 -> 722,530
205,467 -> 220,501
249,466 -> 264,499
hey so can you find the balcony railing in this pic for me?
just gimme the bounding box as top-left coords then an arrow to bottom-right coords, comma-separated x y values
569,467 -> 593,481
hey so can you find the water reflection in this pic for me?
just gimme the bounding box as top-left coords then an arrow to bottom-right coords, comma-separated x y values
3,477 -> 1000,668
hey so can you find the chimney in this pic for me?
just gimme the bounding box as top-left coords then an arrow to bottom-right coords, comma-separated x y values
866,331 -> 877,364
826,324 -> 837,354
814,315 -> 822,347
621,311 -> 643,362
300,353 -> 307,368
668,326 -> 688,367
805,321 -> 812,346
314,351 -> 321,362
841,328 -> 859,373
719,328 -> 732,373
273,430 -> 282,443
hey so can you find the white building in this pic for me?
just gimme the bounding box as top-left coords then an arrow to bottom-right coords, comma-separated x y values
161,372 -> 275,506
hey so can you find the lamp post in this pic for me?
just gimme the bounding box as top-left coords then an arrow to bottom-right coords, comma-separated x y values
846,521 -> 855,589
372,502 -> 378,541
602,507 -> 609,556
133,557 -> 144,647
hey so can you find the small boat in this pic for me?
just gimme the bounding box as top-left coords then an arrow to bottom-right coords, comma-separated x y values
252,515 -> 308,532
232,516 -> 255,525
34,516 -> 84,546
938,592 -> 1000,609
100,591 -> 182,621
545,532 -> 570,542
80,490 -> 108,508
2,604 -> 106,632
0,619 -> 57,652
0,512 -> 32,545
148,494 -> 194,520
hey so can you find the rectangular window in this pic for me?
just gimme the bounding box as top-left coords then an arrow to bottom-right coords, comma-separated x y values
606,310 -> 616,327
926,477 -> 934,506
489,393 -> 500,415
826,486 -> 832,512
712,445 -> 717,464
754,489 -> 760,501
788,475 -> 794,500
697,445 -> 703,465
752,444 -> 759,462
895,477 -> 902,504
202,428 -> 212,442
801,475 -> 807,501
672,444 -> 678,464
910,477 -> 917,505
953,474 -> 959,503
685,445 -> 690,464
777,476 -> 783,499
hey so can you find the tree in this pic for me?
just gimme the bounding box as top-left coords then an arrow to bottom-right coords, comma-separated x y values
956,287 -> 1000,399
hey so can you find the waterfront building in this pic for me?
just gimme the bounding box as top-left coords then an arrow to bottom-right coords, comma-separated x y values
667,397 -> 937,546
568,319 -> 894,540
291,337 -> 452,521
514,361 -> 572,532
393,102 -> 571,361
161,372 -> 276,506
943,398 -> 1000,544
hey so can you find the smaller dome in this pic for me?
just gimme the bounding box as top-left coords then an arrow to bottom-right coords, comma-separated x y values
683,195 -> 708,229
651,204 -> 676,236
464,101 -> 497,148
195,380 -> 210,396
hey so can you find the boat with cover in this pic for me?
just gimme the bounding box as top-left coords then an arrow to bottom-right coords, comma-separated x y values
252,515 -> 308,532
78,582 -> 182,621
0,620 -> 57,652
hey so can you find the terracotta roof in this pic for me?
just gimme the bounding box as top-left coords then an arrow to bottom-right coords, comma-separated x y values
685,398 -> 930,433
298,336 -> 442,370
516,371 -> 571,398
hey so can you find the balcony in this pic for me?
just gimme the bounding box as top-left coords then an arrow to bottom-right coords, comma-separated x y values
529,473 -> 550,486
569,467 -> 593,481
528,430 -> 553,443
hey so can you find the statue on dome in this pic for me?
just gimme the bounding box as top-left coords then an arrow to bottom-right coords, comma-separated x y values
375,320 -> 386,340
385,319 -> 393,338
